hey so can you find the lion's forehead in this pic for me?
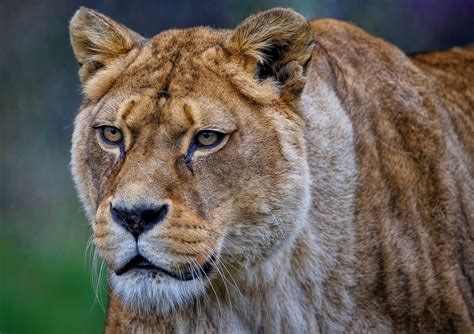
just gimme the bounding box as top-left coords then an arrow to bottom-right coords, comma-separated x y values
118,27 -> 228,90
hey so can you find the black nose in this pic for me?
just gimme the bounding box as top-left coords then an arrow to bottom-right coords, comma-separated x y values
111,204 -> 169,238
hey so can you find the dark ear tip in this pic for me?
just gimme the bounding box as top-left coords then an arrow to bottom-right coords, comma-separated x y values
70,6 -> 103,26
72,6 -> 89,18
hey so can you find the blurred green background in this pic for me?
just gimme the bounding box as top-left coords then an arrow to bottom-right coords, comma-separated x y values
0,0 -> 472,333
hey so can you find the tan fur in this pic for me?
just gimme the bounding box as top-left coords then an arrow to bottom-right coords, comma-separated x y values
69,7 -> 473,333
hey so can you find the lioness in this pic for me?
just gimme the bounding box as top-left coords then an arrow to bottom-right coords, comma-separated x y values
69,6 -> 473,333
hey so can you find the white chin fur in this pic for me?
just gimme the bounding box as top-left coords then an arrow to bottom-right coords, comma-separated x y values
110,270 -> 207,314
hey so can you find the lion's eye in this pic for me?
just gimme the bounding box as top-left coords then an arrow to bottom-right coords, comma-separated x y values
195,131 -> 222,147
99,126 -> 123,145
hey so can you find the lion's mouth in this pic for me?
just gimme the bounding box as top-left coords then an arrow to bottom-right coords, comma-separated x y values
115,254 -> 215,281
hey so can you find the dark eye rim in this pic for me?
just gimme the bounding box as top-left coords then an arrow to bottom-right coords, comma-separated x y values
194,130 -> 226,149
95,125 -> 124,145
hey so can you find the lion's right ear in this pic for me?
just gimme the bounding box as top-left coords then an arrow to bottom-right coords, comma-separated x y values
225,8 -> 314,101
69,7 -> 142,84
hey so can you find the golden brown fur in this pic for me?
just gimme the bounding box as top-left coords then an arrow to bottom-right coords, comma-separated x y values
69,7 -> 473,333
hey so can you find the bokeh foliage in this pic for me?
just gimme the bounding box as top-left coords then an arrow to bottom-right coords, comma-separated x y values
1,0 -> 472,333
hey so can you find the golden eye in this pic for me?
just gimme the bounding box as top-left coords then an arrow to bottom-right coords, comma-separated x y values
99,126 -> 123,145
196,131 -> 221,147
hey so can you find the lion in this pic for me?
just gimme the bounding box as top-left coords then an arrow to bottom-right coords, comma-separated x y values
69,6 -> 473,333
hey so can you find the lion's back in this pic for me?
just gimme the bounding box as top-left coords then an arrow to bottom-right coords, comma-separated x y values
410,46 -> 474,94
411,47 -> 474,165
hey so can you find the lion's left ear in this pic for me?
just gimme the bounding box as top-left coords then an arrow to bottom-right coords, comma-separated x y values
69,7 -> 143,85
226,8 -> 314,95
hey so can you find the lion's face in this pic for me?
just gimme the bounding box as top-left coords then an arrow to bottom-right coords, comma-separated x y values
70,8 -> 313,313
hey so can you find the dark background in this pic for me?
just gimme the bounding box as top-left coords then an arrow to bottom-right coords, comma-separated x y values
1,0 -> 473,332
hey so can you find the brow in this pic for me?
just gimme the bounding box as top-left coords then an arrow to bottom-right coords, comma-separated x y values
120,99 -> 137,122
183,103 -> 195,126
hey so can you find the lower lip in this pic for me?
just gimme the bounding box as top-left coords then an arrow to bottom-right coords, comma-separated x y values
129,264 -> 158,271
115,255 -> 216,281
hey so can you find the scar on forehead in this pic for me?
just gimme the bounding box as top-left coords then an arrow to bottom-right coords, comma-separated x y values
157,90 -> 170,99
157,91 -> 169,108
183,103 -> 195,126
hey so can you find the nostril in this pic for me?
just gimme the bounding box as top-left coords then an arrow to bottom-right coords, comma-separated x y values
142,204 -> 169,228
111,205 -> 138,231
110,203 -> 169,237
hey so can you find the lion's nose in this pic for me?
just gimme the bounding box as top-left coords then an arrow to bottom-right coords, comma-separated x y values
110,203 -> 169,238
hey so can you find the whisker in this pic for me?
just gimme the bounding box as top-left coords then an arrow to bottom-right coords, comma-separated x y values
189,255 -> 223,328
200,243 -> 247,304
88,244 -> 106,312
186,257 -> 204,317
198,244 -> 233,314
191,230 -> 244,274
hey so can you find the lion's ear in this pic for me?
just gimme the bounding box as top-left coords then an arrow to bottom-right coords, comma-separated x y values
226,8 -> 314,94
69,7 -> 142,84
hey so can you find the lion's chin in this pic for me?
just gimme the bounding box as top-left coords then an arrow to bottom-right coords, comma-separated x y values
110,270 -> 206,314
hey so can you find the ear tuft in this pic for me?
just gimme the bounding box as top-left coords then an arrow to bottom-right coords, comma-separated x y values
69,7 -> 142,83
227,8 -> 314,87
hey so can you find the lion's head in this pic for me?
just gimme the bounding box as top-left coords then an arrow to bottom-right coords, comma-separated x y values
70,7 -> 313,313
